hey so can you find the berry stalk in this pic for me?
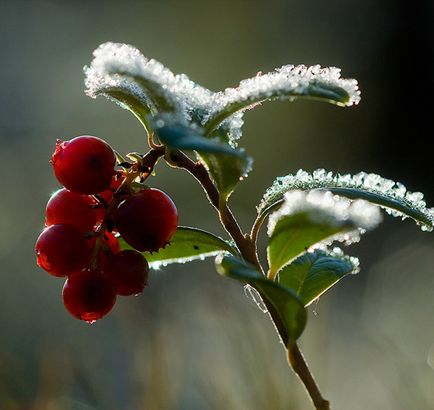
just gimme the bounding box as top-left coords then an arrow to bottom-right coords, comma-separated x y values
164,147 -> 330,410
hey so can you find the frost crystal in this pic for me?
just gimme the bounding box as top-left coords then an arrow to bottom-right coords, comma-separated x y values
267,190 -> 382,246
205,64 -> 361,142
85,43 -> 361,147
259,169 -> 434,232
215,64 -> 360,109
84,42 -> 215,122
311,246 -> 361,275
148,250 -> 225,270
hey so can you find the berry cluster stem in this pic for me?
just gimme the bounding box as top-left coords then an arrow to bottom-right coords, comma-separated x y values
163,148 -> 330,410
91,147 -> 166,268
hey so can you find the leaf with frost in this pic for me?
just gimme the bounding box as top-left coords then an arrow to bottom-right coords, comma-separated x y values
84,43 -> 175,120
203,65 -> 361,135
150,114 -> 244,157
85,43 -> 361,146
277,248 -> 359,306
84,42 -> 217,123
195,116 -> 252,200
267,190 -> 381,277
258,169 -> 434,232
215,254 -> 307,343
119,226 -> 238,269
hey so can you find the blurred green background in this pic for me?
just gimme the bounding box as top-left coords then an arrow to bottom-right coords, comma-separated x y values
1,0 -> 433,409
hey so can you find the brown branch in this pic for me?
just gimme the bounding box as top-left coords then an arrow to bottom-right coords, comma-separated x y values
288,344 -> 331,410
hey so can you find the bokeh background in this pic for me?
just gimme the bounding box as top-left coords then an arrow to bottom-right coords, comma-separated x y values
1,0 -> 433,409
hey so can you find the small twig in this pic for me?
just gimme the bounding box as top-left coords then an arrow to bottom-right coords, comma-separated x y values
140,145 -> 165,173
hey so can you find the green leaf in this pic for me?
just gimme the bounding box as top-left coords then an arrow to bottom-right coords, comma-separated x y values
215,255 -> 307,343
267,213 -> 356,278
204,66 -> 360,134
194,122 -> 251,200
199,149 -> 252,201
266,189 -> 381,277
278,250 -> 358,306
119,226 -> 238,268
151,115 -> 245,157
150,114 -> 252,200
116,73 -> 176,113
258,169 -> 434,232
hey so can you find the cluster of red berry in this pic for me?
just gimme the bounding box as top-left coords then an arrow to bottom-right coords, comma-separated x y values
35,136 -> 178,323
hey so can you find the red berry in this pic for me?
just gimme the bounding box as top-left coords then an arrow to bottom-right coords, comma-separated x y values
62,269 -> 117,323
45,188 -> 99,234
36,224 -> 90,277
104,250 -> 149,296
114,188 -> 178,252
51,136 -> 116,194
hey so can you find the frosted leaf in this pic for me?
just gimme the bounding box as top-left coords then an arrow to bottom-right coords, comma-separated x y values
85,43 -> 361,150
330,247 -> 360,274
84,42 -> 216,122
148,250 -> 224,270
259,169 -> 434,231
85,42 -> 178,113
204,64 -> 361,138
267,190 -> 381,247
311,246 -> 361,275
277,246 -> 360,307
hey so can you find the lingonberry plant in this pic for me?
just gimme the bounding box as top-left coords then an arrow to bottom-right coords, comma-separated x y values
35,42 -> 434,409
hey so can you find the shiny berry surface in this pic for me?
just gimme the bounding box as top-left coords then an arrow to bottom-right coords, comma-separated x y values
114,188 -> 178,252
104,250 -> 149,296
45,188 -> 99,234
62,269 -> 117,323
51,136 -> 116,194
36,224 -> 90,277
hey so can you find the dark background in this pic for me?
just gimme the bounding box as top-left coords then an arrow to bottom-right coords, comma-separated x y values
1,1 -> 433,409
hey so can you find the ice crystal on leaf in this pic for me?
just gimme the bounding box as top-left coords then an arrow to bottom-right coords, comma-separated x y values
311,246 -> 361,275
267,190 -> 382,246
259,169 -> 434,231
84,43 -> 361,148
84,42 -> 214,122
205,65 -> 360,138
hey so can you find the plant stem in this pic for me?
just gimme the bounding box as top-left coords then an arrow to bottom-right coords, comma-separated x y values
288,344 -> 331,410
164,148 -> 329,410
165,149 -> 254,262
